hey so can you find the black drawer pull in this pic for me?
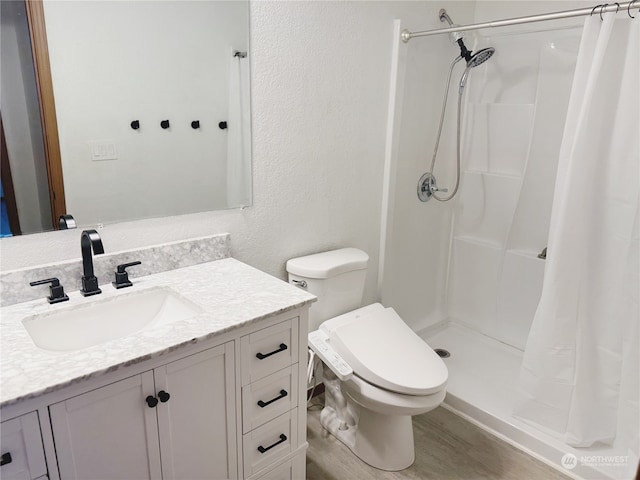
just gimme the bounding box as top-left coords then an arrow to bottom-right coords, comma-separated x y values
256,343 -> 288,360
257,389 -> 288,408
145,395 -> 158,408
1,452 -> 12,466
257,434 -> 287,454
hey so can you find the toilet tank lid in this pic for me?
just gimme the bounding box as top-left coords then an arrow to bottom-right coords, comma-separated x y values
286,248 -> 369,279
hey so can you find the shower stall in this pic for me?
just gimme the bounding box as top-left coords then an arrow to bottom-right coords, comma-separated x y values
381,3 -> 638,480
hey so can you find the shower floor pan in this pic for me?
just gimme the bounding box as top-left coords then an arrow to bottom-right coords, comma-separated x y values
423,322 -> 635,480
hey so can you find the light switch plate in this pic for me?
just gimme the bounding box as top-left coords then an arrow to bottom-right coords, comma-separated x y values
91,141 -> 117,161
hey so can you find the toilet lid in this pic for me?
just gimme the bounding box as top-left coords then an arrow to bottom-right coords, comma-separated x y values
322,304 -> 448,396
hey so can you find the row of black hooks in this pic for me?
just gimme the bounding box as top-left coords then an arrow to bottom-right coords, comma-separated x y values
130,120 -> 228,130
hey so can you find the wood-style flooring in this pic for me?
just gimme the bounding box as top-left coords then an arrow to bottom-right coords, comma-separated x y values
306,400 -> 571,480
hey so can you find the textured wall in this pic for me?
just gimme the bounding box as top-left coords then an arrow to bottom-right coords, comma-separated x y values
1,1 -> 430,306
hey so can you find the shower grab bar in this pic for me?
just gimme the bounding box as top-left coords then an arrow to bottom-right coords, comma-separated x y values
402,1 -> 639,42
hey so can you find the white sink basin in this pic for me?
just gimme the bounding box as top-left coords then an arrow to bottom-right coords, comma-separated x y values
22,287 -> 203,352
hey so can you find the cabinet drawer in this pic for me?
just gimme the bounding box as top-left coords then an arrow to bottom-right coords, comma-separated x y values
243,409 -> 298,477
251,452 -> 306,480
0,412 -> 47,480
242,366 -> 298,433
241,318 -> 298,385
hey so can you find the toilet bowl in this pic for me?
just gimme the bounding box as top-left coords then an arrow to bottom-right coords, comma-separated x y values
287,248 -> 448,471
317,303 -> 447,470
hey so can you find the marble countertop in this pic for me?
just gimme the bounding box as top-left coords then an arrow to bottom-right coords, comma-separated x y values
0,258 -> 315,408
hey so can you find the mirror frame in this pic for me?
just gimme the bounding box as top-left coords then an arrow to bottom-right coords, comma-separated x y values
24,0 -> 66,228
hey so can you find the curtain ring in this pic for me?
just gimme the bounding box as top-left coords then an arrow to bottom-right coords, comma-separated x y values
600,3 -> 609,20
591,4 -> 603,16
629,0 -> 637,18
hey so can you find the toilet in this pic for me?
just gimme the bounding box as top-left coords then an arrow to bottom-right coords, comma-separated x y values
286,248 -> 448,471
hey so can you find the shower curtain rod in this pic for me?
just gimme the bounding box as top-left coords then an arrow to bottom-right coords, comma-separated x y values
401,1 -> 639,42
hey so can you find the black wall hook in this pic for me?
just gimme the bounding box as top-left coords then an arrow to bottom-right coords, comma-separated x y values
131,120 -> 140,130
160,120 -> 170,129
218,121 -> 228,130
191,120 -> 200,129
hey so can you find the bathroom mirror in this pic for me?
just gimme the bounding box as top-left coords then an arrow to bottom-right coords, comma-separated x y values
1,0 -> 251,237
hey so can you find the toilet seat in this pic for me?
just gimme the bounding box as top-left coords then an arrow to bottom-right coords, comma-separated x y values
342,374 -> 447,416
320,303 -> 448,396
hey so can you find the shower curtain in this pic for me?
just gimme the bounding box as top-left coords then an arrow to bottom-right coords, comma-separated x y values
513,11 -> 639,455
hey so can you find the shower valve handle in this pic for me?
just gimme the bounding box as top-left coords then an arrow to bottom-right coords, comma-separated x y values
428,181 -> 448,194
418,173 -> 449,202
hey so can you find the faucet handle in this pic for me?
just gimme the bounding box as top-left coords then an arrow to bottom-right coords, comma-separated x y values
113,261 -> 142,289
30,278 -> 69,304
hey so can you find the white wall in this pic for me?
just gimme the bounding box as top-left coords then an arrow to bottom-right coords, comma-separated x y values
1,1 -> 437,306
43,0 -> 248,226
0,0 -> 52,234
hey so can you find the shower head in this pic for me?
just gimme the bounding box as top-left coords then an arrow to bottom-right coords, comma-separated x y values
467,47 -> 495,68
459,47 -> 495,92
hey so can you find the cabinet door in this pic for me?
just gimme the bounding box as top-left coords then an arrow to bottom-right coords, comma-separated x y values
50,372 -> 162,480
155,342 -> 237,480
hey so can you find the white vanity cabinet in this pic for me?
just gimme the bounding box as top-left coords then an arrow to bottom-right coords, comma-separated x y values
49,342 -> 237,480
1,306 -> 310,480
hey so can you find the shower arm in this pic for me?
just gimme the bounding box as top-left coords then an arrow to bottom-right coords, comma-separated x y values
437,10 -> 475,65
439,9 -> 455,26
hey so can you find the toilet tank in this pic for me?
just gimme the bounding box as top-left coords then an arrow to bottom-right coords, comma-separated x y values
286,248 -> 369,332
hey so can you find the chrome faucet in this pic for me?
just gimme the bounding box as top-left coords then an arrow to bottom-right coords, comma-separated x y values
80,229 -> 104,296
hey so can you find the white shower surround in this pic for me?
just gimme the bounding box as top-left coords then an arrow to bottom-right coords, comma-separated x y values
382,3 -> 637,480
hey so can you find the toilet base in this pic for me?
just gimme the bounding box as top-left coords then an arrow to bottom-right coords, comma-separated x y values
321,405 -> 416,471
320,369 -> 416,471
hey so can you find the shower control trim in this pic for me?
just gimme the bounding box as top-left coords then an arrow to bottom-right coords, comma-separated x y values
418,172 -> 448,202
308,330 -> 353,381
